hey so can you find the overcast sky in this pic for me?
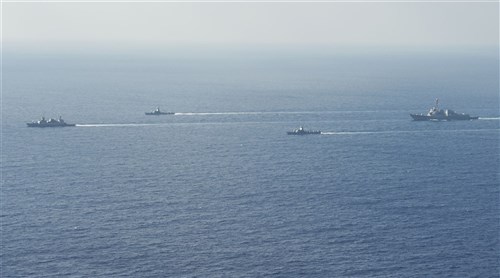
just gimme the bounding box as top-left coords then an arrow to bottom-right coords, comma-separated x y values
4,2 -> 499,52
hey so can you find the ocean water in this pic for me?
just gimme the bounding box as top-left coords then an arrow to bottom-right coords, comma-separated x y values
2,50 -> 499,277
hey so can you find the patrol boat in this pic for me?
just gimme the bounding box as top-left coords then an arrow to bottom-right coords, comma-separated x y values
287,126 -> 321,135
27,116 -> 76,127
145,107 -> 174,115
410,99 -> 478,121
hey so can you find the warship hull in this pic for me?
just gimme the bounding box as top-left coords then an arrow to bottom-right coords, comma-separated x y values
145,107 -> 174,115
27,116 -> 76,127
287,126 -> 321,135
410,114 -> 478,121
27,123 -> 76,127
145,112 -> 174,115
411,99 -> 479,121
287,131 -> 321,135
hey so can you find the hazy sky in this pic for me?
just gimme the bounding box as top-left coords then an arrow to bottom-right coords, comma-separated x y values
4,2 -> 499,52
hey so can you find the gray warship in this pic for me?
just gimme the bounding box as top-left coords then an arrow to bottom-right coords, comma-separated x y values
287,126 -> 321,135
410,99 -> 478,121
145,107 -> 174,115
27,116 -> 76,127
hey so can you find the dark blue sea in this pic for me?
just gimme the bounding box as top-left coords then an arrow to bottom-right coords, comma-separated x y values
2,50 -> 499,277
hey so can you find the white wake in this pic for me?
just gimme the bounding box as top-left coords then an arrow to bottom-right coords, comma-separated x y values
478,117 -> 500,120
76,123 -> 166,127
321,129 -> 499,135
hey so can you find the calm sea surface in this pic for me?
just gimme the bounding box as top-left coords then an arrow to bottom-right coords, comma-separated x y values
2,51 -> 499,277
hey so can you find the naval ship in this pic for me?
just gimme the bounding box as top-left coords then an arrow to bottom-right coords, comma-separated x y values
27,116 -> 76,127
410,99 -> 478,121
145,107 -> 174,115
287,126 -> 321,135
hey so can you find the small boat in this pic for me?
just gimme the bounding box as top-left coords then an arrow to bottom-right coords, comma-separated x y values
27,116 -> 76,127
287,126 -> 321,135
410,99 -> 478,121
145,107 -> 174,115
